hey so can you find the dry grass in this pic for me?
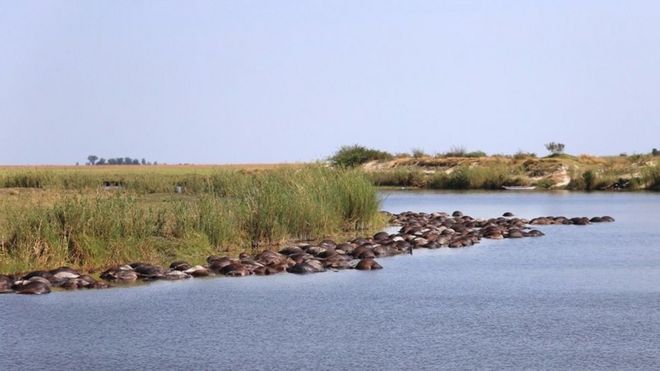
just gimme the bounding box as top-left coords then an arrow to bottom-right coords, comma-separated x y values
0,165 -> 383,273
364,155 -> 660,190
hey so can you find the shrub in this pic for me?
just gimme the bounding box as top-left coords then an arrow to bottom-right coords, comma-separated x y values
442,146 -> 467,157
445,169 -> 471,189
329,145 -> 393,168
582,170 -> 596,191
411,148 -> 428,158
368,169 -> 426,188
436,147 -> 486,158
643,163 -> 660,190
535,178 -> 556,189
464,151 -> 487,158
464,166 -> 514,189
545,142 -> 565,156
513,151 -> 537,160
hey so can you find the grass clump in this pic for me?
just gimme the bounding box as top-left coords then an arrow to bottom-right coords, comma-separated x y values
367,168 -> 426,188
427,166 -> 516,190
410,148 -> 428,158
643,162 -> 660,191
436,146 -> 487,158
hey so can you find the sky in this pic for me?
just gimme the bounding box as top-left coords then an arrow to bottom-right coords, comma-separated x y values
1,0 -> 659,165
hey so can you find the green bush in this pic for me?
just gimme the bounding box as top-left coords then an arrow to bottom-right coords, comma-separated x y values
436,147 -> 486,158
534,178 -> 556,189
582,170 -> 596,191
513,151 -> 537,160
464,151 -> 487,158
367,168 -> 426,187
643,163 -> 660,190
444,169 -> 471,189
329,145 -> 393,167
411,148 -> 428,158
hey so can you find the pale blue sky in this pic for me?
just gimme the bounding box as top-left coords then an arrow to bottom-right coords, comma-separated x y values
1,1 -> 659,164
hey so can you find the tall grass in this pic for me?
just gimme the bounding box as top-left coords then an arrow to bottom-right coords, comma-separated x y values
0,167 -> 382,273
369,166 -> 520,190
426,166 -> 517,190
367,168 -> 426,188
643,162 -> 660,191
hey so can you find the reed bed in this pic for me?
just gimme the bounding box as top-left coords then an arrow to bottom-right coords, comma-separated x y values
368,166 -> 523,190
0,166 -> 383,273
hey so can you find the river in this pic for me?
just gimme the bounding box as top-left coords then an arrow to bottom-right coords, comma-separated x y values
1,191 -> 659,370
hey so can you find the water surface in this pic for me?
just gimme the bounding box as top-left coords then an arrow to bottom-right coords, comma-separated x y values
1,191 -> 659,370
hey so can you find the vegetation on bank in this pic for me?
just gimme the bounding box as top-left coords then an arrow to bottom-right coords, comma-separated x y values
329,145 -> 393,168
0,166 -> 383,273
328,145 -> 660,191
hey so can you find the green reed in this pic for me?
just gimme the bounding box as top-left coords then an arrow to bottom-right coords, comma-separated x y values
0,166 -> 382,273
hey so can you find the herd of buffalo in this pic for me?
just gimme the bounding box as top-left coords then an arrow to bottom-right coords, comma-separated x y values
0,210 -> 614,295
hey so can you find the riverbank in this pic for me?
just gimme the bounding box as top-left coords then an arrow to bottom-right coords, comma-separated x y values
0,166 -> 383,273
0,208 -> 613,295
363,154 -> 660,191
0,159 -> 647,274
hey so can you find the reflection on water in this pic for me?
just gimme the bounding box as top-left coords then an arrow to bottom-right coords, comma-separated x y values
1,191 -> 659,370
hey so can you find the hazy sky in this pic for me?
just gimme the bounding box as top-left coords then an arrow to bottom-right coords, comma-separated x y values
1,1 -> 659,164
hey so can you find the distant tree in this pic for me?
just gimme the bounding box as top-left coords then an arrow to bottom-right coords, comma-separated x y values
545,142 -> 565,156
88,156 -> 158,165
87,155 -> 98,165
653,148 -> 659,156
153,161 -> 158,165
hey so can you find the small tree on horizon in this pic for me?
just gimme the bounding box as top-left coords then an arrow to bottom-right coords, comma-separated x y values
87,155 -> 98,165
545,142 -> 565,156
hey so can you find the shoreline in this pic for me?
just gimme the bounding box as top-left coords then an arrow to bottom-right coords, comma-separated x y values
1,210 -> 614,295
362,154 -> 660,192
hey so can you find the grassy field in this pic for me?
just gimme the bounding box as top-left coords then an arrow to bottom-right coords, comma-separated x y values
0,165 -> 384,273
